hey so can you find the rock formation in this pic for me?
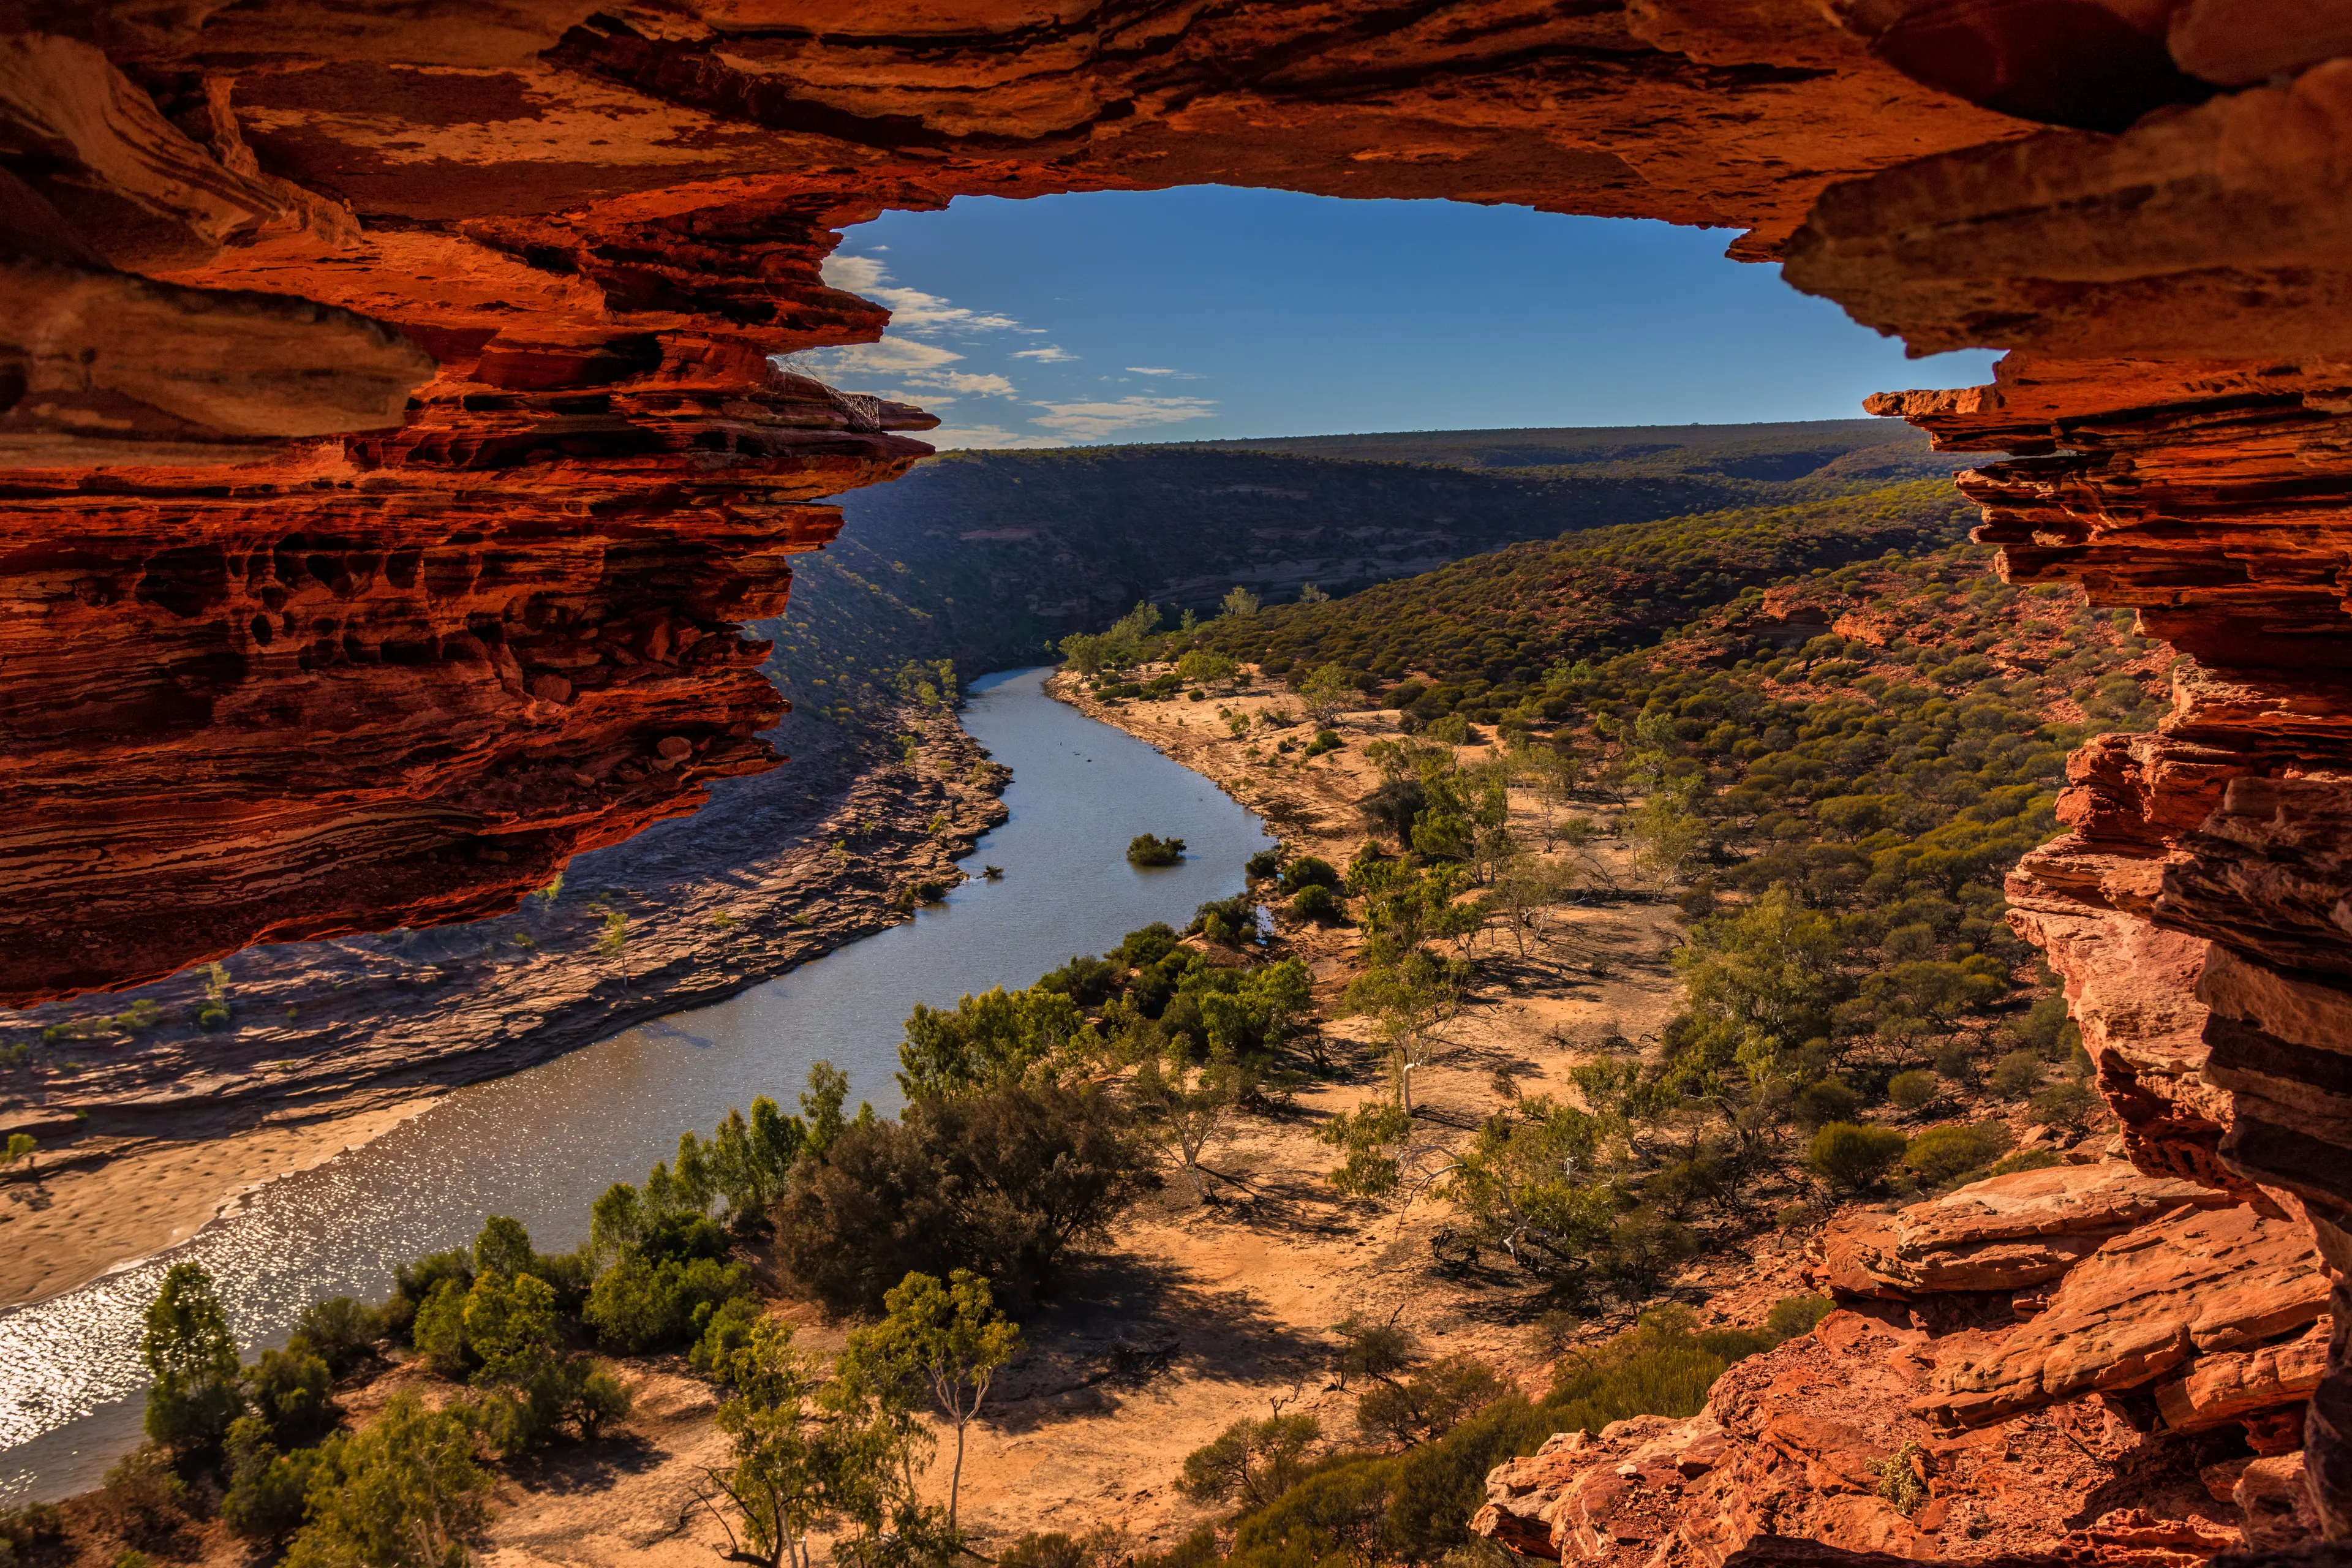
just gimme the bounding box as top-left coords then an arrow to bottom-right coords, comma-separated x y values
1480,1166 -> 2330,1562
3,0 -> 2350,1547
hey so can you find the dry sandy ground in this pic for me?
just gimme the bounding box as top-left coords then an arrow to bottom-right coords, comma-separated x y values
1,1099 -> 437,1308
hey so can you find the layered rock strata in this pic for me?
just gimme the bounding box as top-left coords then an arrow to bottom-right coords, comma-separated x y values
1479,1166 -> 2331,1562
4,0 -> 2352,1542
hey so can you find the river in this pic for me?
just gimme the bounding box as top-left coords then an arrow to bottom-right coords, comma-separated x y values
0,666 -> 1272,1501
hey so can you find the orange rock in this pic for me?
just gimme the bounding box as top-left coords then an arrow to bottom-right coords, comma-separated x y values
1474,1306 -> 2237,1565
1925,1205 -> 2328,1430
1819,1163 -> 2241,1298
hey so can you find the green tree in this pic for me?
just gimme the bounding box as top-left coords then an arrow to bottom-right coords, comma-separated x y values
1220,586 -> 1261,619
285,1394 -> 491,1568
898,986 -> 1085,1097
141,1263 -> 243,1452
856,1270 -> 1022,1531
1319,1100 -> 1412,1199
1295,663 -> 1357,726
1341,949 -> 1465,1115
1179,1412 -> 1319,1507
1129,1049 -> 1246,1200
1807,1122 -> 1907,1193
595,908 -> 630,989
1625,780 -> 1705,889
4,1132 -> 34,1177
699,1316 -> 833,1568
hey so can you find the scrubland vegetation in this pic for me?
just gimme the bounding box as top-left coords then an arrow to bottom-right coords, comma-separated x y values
9,461 -> 2166,1568
1011,478 -> 2165,1566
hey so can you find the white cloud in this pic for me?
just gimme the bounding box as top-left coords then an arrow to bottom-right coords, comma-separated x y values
824,254 -> 889,295
821,252 -> 1020,334
927,424 -> 1072,450
907,369 -> 1017,398
810,335 -> 965,374
1126,366 -> 1177,375
799,328 -> 1022,407
1012,345 -> 1078,362
1030,395 -> 1218,441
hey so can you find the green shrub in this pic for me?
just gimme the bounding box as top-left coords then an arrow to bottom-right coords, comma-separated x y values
292,1297 -> 383,1376
1807,1122 -> 1907,1193
1790,1077 -> 1860,1130
1290,884 -> 1340,923
1280,855 -> 1341,894
94,1449 -> 186,1551
583,1251 -> 749,1355
1903,1122 -> 2011,1187
411,1277 -> 472,1376
244,1344 -> 335,1444
1180,1413 -> 1321,1506
1932,1039 -> 1975,1084
1117,922 -> 1181,968
1887,1069 -> 1937,1113
773,1080 -> 1153,1313
1991,1050 -> 2044,1097
2029,1079 -> 2099,1131
1126,834 -> 1186,867
391,1248 -> 473,1323
221,1415 -> 323,1544
284,1393 -> 490,1568
1303,728 -> 1343,758
1354,1354 -> 1507,1448
0,1502 -> 64,1564
1245,849 -> 1283,880
1000,1534 -> 1088,1568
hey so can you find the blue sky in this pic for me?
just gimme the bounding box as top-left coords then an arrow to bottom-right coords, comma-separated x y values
797,186 -> 1999,450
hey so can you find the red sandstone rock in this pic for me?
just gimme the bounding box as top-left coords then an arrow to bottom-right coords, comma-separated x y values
1924,1204 -> 2328,1431
1473,1306 -> 2241,1565
2154,1321 -> 2333,1434
1,2 -> 2349,1535
1818,1162 -> 2240,1298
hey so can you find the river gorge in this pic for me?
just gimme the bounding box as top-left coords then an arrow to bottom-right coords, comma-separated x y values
0,666 -> 1271,1503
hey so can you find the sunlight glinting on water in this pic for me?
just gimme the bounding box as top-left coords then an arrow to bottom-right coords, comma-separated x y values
0,667 -> 1272,1501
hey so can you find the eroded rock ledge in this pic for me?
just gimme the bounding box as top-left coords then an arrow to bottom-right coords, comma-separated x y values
3,0 -> 2351,1545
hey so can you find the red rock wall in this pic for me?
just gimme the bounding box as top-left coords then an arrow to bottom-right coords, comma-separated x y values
3,0 -> 2350,1539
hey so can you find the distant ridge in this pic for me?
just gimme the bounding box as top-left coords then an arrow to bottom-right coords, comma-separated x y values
1160,418 -> 1935,481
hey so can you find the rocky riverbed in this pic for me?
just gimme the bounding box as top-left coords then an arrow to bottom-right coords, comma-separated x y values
0,704 -> 1006,1308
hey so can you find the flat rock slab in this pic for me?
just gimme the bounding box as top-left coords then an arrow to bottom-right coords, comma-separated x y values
1820,1162 -> 2241,1297
1924,1203 -> 2328,1430
1474,1307 -> 2233,1566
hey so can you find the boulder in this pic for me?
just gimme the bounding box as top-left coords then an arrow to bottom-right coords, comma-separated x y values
2155,1322 -> 2333,1434
1473,1306 -> 2236,1566
1925,1204 -> 2328,1430
1819,1163 -> 2241,1298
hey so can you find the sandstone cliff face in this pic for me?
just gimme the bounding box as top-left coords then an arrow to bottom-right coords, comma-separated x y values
4,0 -> 2352,1545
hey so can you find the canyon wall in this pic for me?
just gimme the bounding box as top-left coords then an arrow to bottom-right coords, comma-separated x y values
2,0 -> 2348,1548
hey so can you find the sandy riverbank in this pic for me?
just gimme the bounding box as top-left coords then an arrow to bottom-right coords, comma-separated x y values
0,706 -> 1008,1310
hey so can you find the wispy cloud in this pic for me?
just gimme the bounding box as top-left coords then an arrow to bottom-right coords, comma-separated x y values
1030,395 -> 1218,441
1012,345 -> 1078,363
822,253 -> 1020,334
1125,366 -> 1178,375
812,335 -> 965,374
927,424 -> 1071,450
914,370 -> 1018,397
799,336 -> 1017,402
